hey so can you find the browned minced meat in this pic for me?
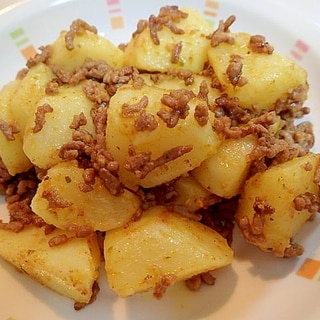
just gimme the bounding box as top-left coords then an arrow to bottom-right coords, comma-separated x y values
237,197 -> 275,244
42,189 -> 73,209
185,272 -> 216,291
122,95 -> 149,117
0,169 -> 45,232
283,242 -> 304,258
16,68 -> 29,80
74,281 -> 100,311
157,89 -> 195,128
153,274 -> 177,299
249,35 -> 274,54
294,192 -> 320,214
32,103 -> 54,133
0,119 -> 19,141
125,144 -> 193,179
208,15 -> 236,47
194,104 -> 209,126
26,45 -> 52,68
171,41 -> 183,64
200,65 -> 223,91
200,197 -> 238,246
64,223 -> 94,238
48,233 -> 69,247
148,6 -> 188,45
134,110 -> 159,132
65,19 -> 97,51
82,80 -> 110,105
226,54 -> 248,87
59,106 -> 122,196
166,68 -> 194,86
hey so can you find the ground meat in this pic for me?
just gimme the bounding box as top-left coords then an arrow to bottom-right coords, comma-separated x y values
171,41 -> 183,64
48,233 -> 69,247
16,68 -> 29,80
226,54 -> 248,87
294,192 -> 320,214
214,94 -> 252,125
65,223 -> 94,238
283,242 -> 304,258
0,119 -> 19,141
237,197 -> 274,244
82,80 -> 110,105
194,104 -> 209,126
42,189 -> 73,209
153,274 -> 177,299
200,197 -> 237,246
132,19 -> 148,38
65,19 -> 97,51
122,96 -> 149,117
50,64 -> 71,84
249,35 -> 274,54
125,144 -> 193,179
158,89 -> 195,128
200,65 -> 223,90
208,15 -> 236,47
166,68 -> 194,85
0,169 -> 45,232
134,110 -> 158,132
26,45 -> 52,68
149,6 -> 188,45
185,272 -> 216,291
74,281 -> 100,311
45,79 -> 60,95
32,103 -> 54,133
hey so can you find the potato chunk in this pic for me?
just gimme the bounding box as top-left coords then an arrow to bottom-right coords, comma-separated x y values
104,205 -> 233,297
192,135 -> 258,198
235,153 -> 320,257
0,80 -> 32,175
10,63 -> 55,133
48,27 -> 124,73
106,83 -> 220,190
23,83 -> 96,169
0,225 -> 101,303
31,161 -> 141,231
208,32 -> 308,112
124,7 -> 213,72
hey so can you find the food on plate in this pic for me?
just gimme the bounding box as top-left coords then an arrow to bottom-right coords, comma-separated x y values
0,5 -> 319,309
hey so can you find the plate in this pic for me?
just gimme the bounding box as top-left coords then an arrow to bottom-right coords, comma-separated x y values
0,0 -> 320,319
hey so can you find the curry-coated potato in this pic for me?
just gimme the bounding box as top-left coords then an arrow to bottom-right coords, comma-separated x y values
31,161 -> 141,231
0,80 -> 32,175
23,83 -> 96,169
208,32 -> 308,113
173,175 -> 221,212
106,83 -> 220,190
0,225 -> 101,303
235,153 -> 320,257
124,7 -> 213,73
192,134 -> 258,198
104,205 -> 233,297
10,63 -> 55,134
48,27 -> 124,73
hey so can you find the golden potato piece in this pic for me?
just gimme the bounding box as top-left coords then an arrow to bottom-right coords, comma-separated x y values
0,225 -> 101,303
48,24 -> 124,73
106,83 -> 220,190
235,153 -> 320,257
0,80 -> 32,175
23,83 -> 96,169
208,32 -> 308,112
31,161 -> 141,231
192,135 -> 258,198
124,7 -> 213,72
104,205 -> 233,297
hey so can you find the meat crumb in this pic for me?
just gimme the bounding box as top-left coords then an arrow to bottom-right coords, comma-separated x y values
208,15 -> 236,47
0,119 -> 19,141
32,103 -> 54,133
226,54 -> 248,87
153,274 -> 177,299
249,35 -> 274,54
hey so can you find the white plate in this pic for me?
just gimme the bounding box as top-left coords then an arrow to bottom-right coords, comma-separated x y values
1,0 -> 320,319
